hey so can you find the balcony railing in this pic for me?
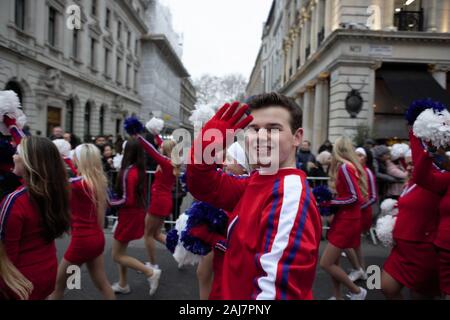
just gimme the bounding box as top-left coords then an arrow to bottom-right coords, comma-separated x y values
394,9 -> 424,31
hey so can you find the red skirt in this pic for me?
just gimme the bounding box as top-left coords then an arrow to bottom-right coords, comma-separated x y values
114,208 -> 145,243
64,231 -> 105,265
327,216 -> 361,249
384,239 -> 440,296
361,207 -> 372,233
148,193 -> 173,218
436,246 -> 450,295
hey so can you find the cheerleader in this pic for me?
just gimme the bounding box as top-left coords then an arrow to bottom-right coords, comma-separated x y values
49,144 -> 115,300
345,147 -> 377,282
135,134 -> 179,269
381,136 -> 440,299
319,137 -> 368,300
410,131 -> 450,299
110,139 -> 161,296
0,137 -> 71,299
53,139 -> 77,177
196,142 -> 249,300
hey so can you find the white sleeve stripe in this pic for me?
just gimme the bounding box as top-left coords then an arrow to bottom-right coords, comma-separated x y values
333,164 -> 358,205
256,175 -> 302,300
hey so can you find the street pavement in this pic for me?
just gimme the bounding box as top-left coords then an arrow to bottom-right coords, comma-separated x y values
56,229 -> 393,300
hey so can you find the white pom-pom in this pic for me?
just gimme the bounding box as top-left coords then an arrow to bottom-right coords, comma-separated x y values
380,198 -> 399,216
391,143 -> 410,161
189,105 -> 215,126
112,154 -> 123,170
146,117 -> 164,135
53,139 -> 71,158
0,90 -> 26,135
375,215 -> 397,247
172,213 -> 202,268
413,109 -> 450,148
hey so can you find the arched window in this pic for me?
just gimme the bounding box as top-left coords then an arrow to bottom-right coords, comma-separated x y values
84,101 -> 91,140
66,98 -> 74,133
99,105 -> 105,135
5,81 -> 23,106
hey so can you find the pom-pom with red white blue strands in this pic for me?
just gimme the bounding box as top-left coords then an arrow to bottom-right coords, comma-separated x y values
405,98 -> 446,126
124,117 -> 144,136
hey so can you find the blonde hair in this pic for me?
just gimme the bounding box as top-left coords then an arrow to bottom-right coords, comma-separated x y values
162,139 -> 181,177
0,242 -> 33,300
329,137 -> 368,198
73,144 -> 108,227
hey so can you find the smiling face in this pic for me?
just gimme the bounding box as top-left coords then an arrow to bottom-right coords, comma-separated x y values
246,106 -> 303,171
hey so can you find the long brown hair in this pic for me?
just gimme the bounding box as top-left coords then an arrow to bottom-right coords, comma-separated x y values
116,138 -> 146,208
329,137 -> 368,198
0,242 -> 33,300
19,136 -> 71,242
73,144 -> 108,227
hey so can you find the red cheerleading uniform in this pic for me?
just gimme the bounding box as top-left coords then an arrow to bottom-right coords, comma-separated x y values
383,181 -> 440,296
110,165 -> 146,243
411,132 -> 450,295
0,186 -> 58,300
327,163 -> 364,250
187,164 -> 322,300
360,166 -> 377,233
64,177 -> 105,265
137,135 -> 175,218
63,157 -> 78,177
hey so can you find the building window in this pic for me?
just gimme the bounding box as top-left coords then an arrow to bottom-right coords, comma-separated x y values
90,38 -> 97,69
72,29 -> 79,58
91,0 -> 97,16
115,119 -> 121,136
117,21 -> 122,41
84,102 -> 91,139
66,98 -> 74,133
134,69 -> 138,90
15,0 -> 26,30
126,64 -> 131,88
116,57 -> 122,84
135,39 -> 139,56
394,0 -> 424,31
104,48 -> 110,76
127,31 -> 131,47
99,105 -> 105,135
48,7 -> 57,46
105,8 -> 111,28
5,81 -> 23,106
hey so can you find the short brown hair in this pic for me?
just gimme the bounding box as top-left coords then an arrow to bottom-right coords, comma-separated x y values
247,92 -> 302,133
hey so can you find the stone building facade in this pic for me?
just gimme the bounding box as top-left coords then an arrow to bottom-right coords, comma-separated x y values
0,0 -> 148,140
248,0 -> 450,152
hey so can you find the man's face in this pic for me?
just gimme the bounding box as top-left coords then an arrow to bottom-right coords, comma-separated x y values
53,127 -> 63,138
300,141 -> 311,152
63,133 -> 71,142
246,106 -> 302,171
96,137 -> 106,146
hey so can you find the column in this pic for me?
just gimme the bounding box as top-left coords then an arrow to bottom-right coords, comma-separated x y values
383,0 -> 396,31
291,30 -> 299,72
300,20 -> 306,65
430,65 -> 449,89
312,74 -> 329,152
310,2 -> 317,53
324,0 -> 332,37
302,86 -> 313,143
427,0 -> 438,32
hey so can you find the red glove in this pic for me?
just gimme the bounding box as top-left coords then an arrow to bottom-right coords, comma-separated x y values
189,225 -> 228,253
192,102 -> 253,163
3,115 -> 16,128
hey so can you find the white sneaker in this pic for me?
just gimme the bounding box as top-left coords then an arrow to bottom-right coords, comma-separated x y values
111,282 -> 131,294
347,287 -> 367,300
145,262 -> 160,270
148,269 -> 162,296
348,268 -> 367,282
328,296 -> 337,300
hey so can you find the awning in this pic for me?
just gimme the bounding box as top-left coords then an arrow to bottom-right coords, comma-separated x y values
378,68 -> 450,108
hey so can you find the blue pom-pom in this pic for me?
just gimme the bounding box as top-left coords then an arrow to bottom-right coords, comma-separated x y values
185,202 -> 228,234
405,98 -> 447,125
124,117 -> 144,135
166,229 -> 179,254
313,185 -> 333,203
180,172 -> 188,193
0,137 -> 14,165
313,185 -> 334,217
180,230 -> 211,256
